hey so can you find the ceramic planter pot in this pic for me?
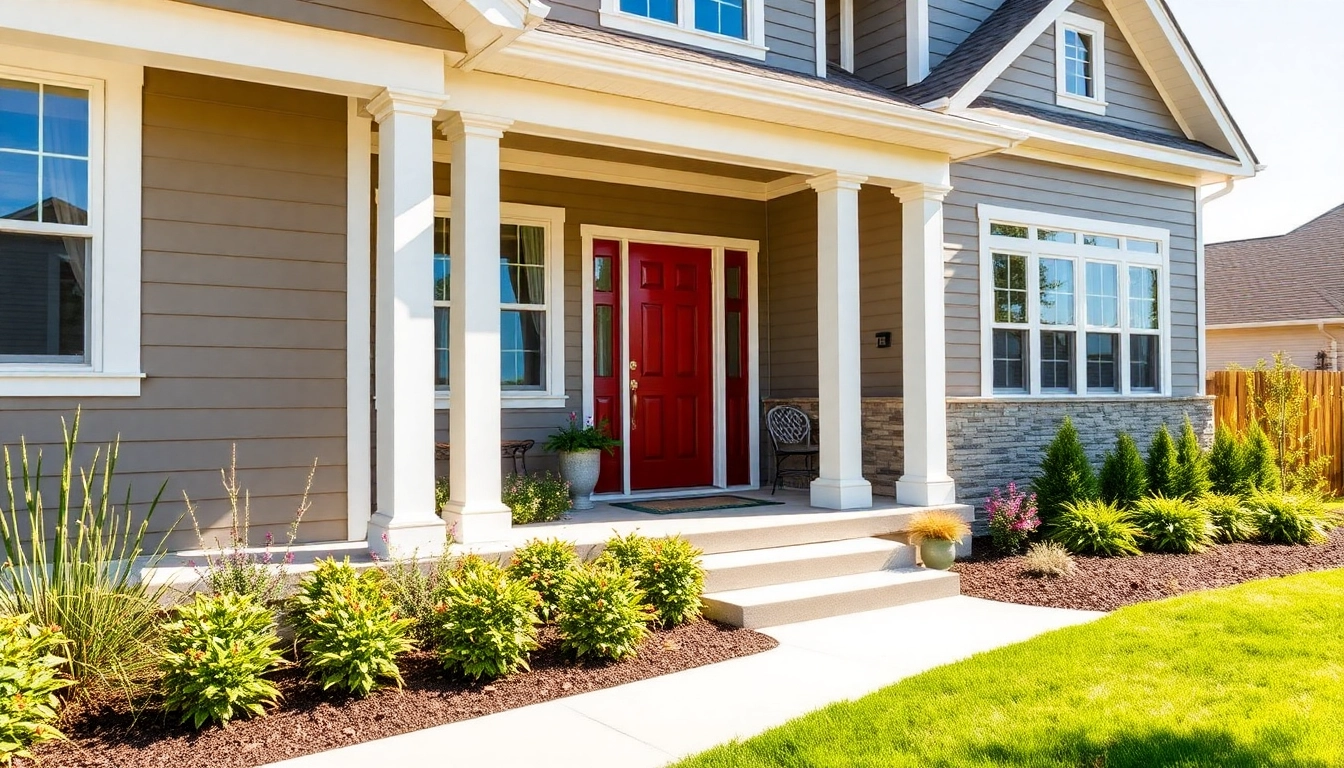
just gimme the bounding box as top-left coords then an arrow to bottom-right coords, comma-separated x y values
558,449 -> 602,510
919,539 -> 957,570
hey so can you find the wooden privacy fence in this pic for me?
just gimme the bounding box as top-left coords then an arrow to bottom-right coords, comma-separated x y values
1207,370 -> 1344,495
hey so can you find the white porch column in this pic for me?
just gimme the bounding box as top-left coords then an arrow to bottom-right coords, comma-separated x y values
367,88 -> 449,558
809,172 -> 873,510
441,112 -> 515,544
894,183 -> 957,506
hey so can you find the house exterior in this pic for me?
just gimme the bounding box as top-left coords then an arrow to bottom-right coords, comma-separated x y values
0,0 -> 1257,553
1206,204 -> 1344,373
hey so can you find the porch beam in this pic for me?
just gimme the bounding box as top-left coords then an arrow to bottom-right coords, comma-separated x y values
809,172 -> 873,510
442,112 -> 516,543
894,182 -> 957,506
367,88 -> 450,558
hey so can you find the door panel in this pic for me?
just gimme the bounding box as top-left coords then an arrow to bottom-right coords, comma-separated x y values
592,240 -> 624,493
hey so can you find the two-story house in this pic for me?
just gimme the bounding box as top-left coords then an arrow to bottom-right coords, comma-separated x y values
0,0 -> 1257,557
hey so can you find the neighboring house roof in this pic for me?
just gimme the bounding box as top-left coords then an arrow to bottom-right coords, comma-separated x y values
1206,204 -> 1344,326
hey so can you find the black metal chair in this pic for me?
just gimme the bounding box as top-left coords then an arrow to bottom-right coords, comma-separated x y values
766,405 -> 820,494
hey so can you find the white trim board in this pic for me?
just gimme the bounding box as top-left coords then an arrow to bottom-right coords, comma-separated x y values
346,97 -> 373,542
1054,11 -> 1108,116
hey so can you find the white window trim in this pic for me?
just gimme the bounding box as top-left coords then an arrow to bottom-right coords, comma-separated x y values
0,50 -> 143,398
599,0 -> 768,60
433,197 -> 567,410
977,205 -> 1172,399
1054,11 -> 1107,116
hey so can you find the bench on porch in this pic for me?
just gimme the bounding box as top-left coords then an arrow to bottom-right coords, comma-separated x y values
434,440 -> 536,475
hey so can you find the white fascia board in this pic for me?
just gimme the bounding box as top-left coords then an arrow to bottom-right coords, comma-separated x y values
426,0 -> 550,69
0,0 -> 445,96
946,0 -> 1075,111
1207,319 -> 1344,331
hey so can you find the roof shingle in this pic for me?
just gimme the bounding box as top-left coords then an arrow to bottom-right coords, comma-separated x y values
971,96 -> 1234,159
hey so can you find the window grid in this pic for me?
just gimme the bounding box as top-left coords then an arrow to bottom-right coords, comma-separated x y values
615,0 -> 749,40
1063,29 -> 1093,98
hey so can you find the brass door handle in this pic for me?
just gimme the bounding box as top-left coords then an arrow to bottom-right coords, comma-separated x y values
629,379 -> 638,431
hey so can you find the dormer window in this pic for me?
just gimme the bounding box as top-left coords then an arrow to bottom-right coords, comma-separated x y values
1055,12 -> 1107,115
600,0 -> 767,60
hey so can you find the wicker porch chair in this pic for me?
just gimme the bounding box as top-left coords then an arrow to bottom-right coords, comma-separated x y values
766,405 -> 820,494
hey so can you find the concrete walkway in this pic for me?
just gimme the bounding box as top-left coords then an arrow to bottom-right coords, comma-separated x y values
265,597 -> 1102,768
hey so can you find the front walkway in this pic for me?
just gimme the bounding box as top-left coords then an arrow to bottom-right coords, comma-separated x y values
263,597 -> 1101,768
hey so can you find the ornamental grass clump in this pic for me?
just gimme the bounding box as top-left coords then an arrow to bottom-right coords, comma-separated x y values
907,510 -> 971,544
289,559 -> 415,697
1199,493 -> 1259,543
985,483 -> 1040,555
159,592 -> 284,729
0,616 -> 74,763
502,472 -> 572,525
1130,496 -> 1214,554
430,563 -> 539,680
1020,542 -> 1077,578
1048,500 -> 1143,557
556,563 -> 652,661
508,539 -> 580,622
1247,491 -> 1335,545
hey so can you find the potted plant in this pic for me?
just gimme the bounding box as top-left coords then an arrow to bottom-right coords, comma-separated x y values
907,510 -> 971,570
544,414 -> 621,510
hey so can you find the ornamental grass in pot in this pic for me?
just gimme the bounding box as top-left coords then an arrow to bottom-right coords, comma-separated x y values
908,510 -> 971,570
544,414 -> 621,510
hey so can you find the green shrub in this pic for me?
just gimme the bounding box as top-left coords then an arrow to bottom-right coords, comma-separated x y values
1247,491 -> 1333,545
638,537 -> 706,627
1099,433 -> 1148,510
1243,422 -> 1281,493
1031,417 -> 1099,525
287,557 -> 361,641
376,548 -> 456,645
503,472 -> 572,525
0,616 -> 74,762
1146,424 -> 1179,499
1200,493 -> 1259,543
508,539 -> 579,622
0,412 -> 174,704
556,564 -> 651,661
290,561 -> 415,697
430,567 -> 539,680
1131,496 -> 1214,554
1048,500 -> 1143,557
596,531 -> 655,572
1171,417 -> 1212,501
1207,425 -> 1251,498
1020,542 -> 1077,578
160,592 -> 283,729
435,477 -> 451,516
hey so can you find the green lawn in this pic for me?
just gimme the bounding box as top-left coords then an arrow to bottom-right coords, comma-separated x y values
676,570 -> 1344,768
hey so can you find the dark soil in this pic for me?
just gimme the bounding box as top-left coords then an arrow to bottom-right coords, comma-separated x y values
956,528 -> 1344,612
33,620 -> 776,768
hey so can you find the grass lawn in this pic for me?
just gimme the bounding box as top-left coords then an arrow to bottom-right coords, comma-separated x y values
675,569 -> 1344,768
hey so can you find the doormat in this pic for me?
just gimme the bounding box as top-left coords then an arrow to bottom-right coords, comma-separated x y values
610,495 -> 786,515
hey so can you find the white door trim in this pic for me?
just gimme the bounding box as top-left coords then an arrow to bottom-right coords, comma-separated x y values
580,225 -> 761,497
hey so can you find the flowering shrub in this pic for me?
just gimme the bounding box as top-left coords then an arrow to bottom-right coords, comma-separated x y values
0,616 -> 73,762
596,533 -> 704,627
430,566 -> 539,680
986,483 -> 1041,555
503,473 -> 572,525
508,539 -> 579,622
556,564 -> 651,661
376,548 -> 457,645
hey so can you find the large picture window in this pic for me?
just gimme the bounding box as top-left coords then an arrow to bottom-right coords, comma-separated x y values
980,206 -> 1170,397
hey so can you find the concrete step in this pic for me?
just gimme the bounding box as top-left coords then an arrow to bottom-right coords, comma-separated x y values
682,505 -> 974,555
702,568 -> 961,629
701,537 -> 915,593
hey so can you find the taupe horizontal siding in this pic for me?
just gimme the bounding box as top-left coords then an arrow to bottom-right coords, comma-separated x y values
0,70 -> 350,548
766,0 -> 820,74
172,0 -> 464,50
928,0 -> 1002,69
984,0 -> 1184,136
945,154 -> 1199,397
854,0 -> 907,89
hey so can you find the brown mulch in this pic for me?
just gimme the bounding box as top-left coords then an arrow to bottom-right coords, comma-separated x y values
33,620 -> 776,768
954,528 -> 1344,612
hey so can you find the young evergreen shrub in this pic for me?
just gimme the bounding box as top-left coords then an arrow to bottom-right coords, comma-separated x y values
1199,493 -> 1258,543
1130,496 -> 1214,554
0,616 -> 73,762
1099,432 -> 1148,510
430,567 -> 539,680
555,564 -> 652,661
1146,424 -> 1179,499
508,539 -> 579,622
1048,500 -> 1143,557
1170,417 -> 1212,500
1207,425 -> 1250,498
1243,422 -> 1281,493
160,593 -> 283,729
1247,491 -> 1333,545
638,537 -> 706,627
1020,542 -> 1077,578
1031,417 -> 1099,525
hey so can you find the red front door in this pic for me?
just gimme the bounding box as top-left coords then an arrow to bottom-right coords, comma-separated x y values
628,243 -> 714,490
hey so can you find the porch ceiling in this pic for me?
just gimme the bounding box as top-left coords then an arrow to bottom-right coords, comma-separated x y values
502,135 -> 791,184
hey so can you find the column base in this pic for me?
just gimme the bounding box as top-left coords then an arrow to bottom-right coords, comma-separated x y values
809,477 -> 873,510
895,475 -> 958,506
442,502 -> 513,545
367,510 -> 448,559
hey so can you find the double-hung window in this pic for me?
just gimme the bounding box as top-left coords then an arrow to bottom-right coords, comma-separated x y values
981,206 -> 1170,397
432,199 -> 567,409
600,0 -> 767,60
1055,12 -> 1107,115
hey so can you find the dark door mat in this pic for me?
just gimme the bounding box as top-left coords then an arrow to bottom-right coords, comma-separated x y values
611,495 -> 786,515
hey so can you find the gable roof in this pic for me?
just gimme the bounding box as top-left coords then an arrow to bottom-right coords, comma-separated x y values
1206,204 -> 1344,326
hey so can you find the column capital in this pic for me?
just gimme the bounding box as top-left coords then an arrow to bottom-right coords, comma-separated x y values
366,88 -> 449,123
440,112 -> 515,142
807,171 -> 868,193
891,182 -> 953,203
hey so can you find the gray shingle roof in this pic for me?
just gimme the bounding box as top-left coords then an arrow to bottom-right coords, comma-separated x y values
971,96 -> 1234,159
1206,204 -> 1344,326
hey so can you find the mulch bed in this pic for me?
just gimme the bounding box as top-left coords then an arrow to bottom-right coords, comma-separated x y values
955,528 -> 1344,612
32,620 -> 776,768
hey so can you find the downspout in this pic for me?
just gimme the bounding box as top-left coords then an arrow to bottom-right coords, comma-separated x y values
1197,179 -> 1237,395
1318,322 -> 1341,371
